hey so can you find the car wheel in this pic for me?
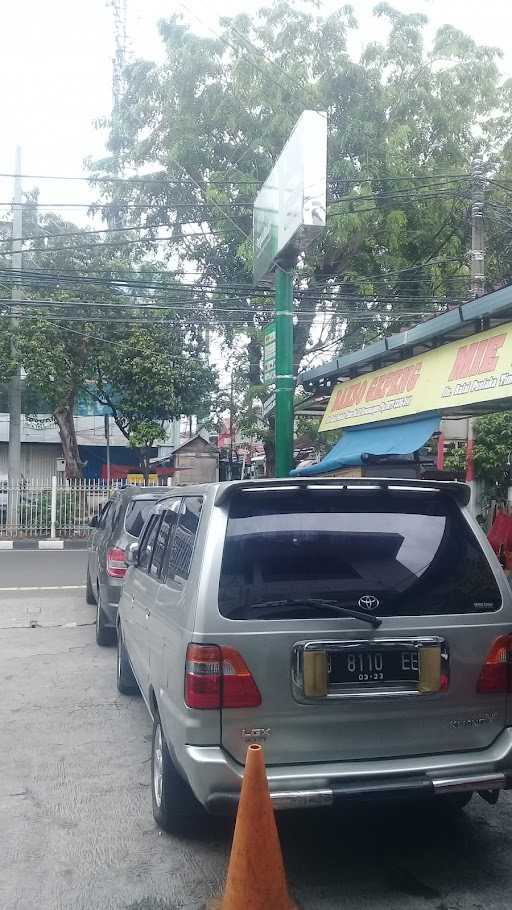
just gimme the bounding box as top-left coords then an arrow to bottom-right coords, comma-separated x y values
437,792 -> 473,811
151,712 -> 204,834
116,623 -> 139,695
86,567 -> 97,605
95,591 -> 116,647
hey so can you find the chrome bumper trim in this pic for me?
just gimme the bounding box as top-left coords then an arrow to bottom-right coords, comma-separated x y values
270,789 -> 334,809
431,772 -> 506,793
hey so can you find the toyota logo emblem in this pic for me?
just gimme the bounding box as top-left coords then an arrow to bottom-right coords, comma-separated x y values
358,595 -> 380,612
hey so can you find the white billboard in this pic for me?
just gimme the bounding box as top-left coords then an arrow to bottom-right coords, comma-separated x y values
253,110 -> 327,284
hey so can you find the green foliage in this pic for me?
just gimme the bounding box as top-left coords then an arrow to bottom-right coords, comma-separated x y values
443,443 -> 467,477
0,201 -> 216,476
473,413 -> 512,495
19,491 -> 84,532
90,2 -> 512,374
94,326 -> 216,446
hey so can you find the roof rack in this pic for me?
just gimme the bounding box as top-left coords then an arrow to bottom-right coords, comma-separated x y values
214,476 -> 471,507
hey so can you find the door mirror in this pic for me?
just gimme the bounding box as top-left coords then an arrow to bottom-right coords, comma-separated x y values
90,515 -> 99,528
125,541 -> 139,566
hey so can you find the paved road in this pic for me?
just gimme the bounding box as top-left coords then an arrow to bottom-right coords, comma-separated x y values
2,553 -> 512,909
0,548 -> 88,589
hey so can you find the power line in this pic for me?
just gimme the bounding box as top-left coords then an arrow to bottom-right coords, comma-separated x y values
0,295 -> 465,316
0,186 -> 467,247
0,171 -> 473,185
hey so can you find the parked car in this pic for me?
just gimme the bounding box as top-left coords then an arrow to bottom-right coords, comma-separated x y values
116,477 -> 512,834
86,486 -> 171,646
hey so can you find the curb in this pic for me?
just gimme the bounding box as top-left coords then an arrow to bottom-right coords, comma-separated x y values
0,539 -> 88,551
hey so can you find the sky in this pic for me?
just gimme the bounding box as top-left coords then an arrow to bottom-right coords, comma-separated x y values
1,0 -> 512,218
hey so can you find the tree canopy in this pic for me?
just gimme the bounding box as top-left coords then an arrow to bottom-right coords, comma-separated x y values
90,1 -> 512,380
0,200 -> 216,478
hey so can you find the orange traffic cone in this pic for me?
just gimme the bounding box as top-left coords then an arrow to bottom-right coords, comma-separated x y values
209,743 -> 295,910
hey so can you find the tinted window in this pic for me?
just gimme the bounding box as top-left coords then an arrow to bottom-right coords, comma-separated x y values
218,491 -> 501,619
125,499 -> 159,537
150,502 -> 181,578
138,515 -> 160,571
167,497 -> 203,582
98,500 -> 113,528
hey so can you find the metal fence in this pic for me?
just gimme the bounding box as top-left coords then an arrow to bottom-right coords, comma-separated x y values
0,478 -> 112,538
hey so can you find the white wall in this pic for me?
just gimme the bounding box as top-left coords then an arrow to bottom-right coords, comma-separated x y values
0,443 -> 62,482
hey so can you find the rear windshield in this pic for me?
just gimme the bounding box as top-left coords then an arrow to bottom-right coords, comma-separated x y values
218,490 -> 502,620
124,499 -> 158,537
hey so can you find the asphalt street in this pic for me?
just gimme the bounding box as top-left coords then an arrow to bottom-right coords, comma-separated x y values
2,551 -> 512,909
0,548 -> 89,590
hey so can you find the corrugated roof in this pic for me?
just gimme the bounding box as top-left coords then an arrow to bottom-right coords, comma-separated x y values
299,284 -> 512,391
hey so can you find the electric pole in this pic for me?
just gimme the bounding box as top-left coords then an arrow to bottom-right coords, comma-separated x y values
7,146 -> 23,526
275,263 -> 295,477
471,158 -> 485,298
466,158 -> 486,513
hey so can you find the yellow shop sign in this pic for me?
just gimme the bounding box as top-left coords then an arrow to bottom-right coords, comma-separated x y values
320,323 -> 512,431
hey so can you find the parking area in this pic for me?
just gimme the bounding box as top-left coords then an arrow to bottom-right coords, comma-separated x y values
3,551 -> 512,910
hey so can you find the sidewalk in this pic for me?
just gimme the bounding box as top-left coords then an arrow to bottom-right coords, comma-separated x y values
0,538 -> 88,550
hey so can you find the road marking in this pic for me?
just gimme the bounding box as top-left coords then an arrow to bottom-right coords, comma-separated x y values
0,584 -> 87,592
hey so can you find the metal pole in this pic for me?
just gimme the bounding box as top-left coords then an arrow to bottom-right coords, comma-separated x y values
104,414 -> 111,487
50,475 -> 57,540
471,158 -> 485,298
274,267 -> 295,477
7,147 -> 23,529
229,371 -> 234,480
469,159 -> 485,511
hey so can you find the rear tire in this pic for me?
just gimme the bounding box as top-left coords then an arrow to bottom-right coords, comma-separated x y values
437,792 -> 473,811
151,712 -> 204,834
95,592 -> 116,647
86,567 -> 97,605
116,624 -> 139,695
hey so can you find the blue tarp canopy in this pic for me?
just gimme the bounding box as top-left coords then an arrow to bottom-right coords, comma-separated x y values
291,413 -> 440,477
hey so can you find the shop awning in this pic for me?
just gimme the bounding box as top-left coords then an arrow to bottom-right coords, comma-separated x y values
291,414 -> 440,477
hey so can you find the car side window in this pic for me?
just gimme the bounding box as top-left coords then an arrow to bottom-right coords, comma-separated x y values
98,500 -> 113,529
150,501 -> 181,578
138,515 -> 160,571
166,497 -> 203,584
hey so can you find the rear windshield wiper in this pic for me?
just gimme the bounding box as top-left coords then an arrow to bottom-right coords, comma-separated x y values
248,598 -> 382,628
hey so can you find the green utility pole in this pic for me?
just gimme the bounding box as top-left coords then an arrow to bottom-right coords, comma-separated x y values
275,266 -> 295,477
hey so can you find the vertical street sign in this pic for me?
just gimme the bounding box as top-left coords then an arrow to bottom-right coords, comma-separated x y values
263,321 -> 276,385
253,111 -> 327,476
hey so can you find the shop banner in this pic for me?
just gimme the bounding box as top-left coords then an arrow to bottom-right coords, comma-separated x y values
320,322 -> 512,431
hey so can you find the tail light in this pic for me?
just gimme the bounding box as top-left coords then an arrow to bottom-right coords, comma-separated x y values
185,643 -> 262,710
477,635 -> 512,693
107,547 -> 127,578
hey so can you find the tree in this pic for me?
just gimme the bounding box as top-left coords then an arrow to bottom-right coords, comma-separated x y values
90,2 -> 512,379
92,326 -> 216,481
0,199 -> 216,479
473,413 -> 512,498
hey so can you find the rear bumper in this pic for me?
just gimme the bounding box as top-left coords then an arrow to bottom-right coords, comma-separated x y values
179,728 -> 512,813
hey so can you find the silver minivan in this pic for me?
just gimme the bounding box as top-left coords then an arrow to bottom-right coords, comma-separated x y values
116,477 -> 512,833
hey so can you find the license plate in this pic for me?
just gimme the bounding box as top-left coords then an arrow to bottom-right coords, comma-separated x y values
329,649 -> 420,686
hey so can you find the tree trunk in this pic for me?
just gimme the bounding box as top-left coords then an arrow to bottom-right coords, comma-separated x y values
263,417 -> 276,477
138,447 -> 152,485
53,399 -> 84,480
